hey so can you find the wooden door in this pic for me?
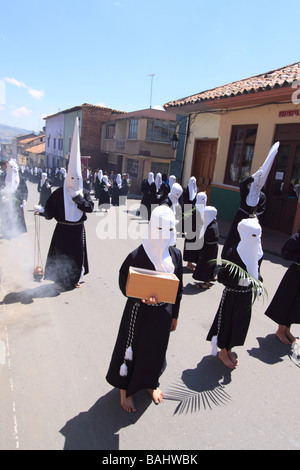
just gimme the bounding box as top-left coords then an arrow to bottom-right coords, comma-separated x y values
191,139 -> 218,200
264,142 -> 300,233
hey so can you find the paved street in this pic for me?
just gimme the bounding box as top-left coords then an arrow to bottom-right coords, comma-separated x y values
0,182 -> 299,450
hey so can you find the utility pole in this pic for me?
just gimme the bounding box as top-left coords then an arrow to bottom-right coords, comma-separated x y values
148,74 -> 155,108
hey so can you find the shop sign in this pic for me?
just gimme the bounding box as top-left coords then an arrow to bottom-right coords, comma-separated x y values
279,109 -> 300,118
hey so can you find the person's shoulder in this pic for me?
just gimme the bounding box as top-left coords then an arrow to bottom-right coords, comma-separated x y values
169,245 -> 182,260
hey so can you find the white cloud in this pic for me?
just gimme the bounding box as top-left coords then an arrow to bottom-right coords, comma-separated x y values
4,77 -> 44,101
0,104 -> 4,111
96,102 -> 108,108
12,106 -> 32,117
28,87 -> 45,100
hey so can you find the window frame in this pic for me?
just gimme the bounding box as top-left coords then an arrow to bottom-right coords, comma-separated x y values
224,124 -> 258,186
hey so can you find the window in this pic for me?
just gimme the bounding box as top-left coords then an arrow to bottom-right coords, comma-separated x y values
105,123 -> 115,139
146,119 -> 176,143
53,137 -> 56,149
128,119 -> 138,139
126,158 -> 138,178
224,125 -> 258,186
151,162 -> 169,176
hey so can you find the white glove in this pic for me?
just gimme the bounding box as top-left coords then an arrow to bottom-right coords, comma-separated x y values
67,187 -> 82,199
34,204 -> 45,213
20,199 -> 27,208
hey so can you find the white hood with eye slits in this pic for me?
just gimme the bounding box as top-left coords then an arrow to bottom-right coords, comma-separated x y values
142,205 -> 176,273
63,117 -> 84,222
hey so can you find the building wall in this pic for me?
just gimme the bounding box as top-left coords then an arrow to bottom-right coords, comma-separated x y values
63,110 -> 82,165
182,112 -> 220,185
45,114 -> 65,168
81,107 -> 114,170
210,101 -> 300,228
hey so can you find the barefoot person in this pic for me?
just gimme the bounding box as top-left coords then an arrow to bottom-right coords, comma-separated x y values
106,205 -> 183,412
207,218 -> 263,369
264,228 -> 300,345
34,118 -> 94,290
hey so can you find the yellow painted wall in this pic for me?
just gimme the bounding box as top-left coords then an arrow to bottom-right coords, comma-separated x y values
215,102 -> 300,183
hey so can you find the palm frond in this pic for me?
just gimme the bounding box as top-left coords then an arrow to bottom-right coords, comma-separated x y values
208,258 -> 268,305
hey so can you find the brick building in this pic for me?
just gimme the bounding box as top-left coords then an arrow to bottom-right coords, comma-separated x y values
44,103 -> 122,171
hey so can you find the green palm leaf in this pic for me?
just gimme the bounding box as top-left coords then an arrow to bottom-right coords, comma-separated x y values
209,258 -> 267,305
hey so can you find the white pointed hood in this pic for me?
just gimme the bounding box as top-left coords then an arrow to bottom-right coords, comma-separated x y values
155,172 -> 162,191
188,176 -> 197,201
4,160 -> 19,193
203,206 -> 217,233
63,117 -> 84,222
195,192 -> 207,247
142,205 -> 176,272
169,175 -> 176,189
237,217 -> 263,280
247,141 -> 280,207
148,172 -> 154,185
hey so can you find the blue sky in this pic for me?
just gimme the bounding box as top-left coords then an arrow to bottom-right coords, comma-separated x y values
1,0 -> 300,132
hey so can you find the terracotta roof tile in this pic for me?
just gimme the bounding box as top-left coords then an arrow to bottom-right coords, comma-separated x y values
164,61 -> 300,108
26,143 -> 45,154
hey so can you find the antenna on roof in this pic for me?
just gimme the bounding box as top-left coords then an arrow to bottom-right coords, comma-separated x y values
148,74 -> 155,108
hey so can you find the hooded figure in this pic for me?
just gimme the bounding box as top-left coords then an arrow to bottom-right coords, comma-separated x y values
207,217 -> 263,369
34,117 -> 94,290
38,172 -> 52,207
0,159 -> 28,238
168,175 -> 176,190
264,228 -> 300,345
112,173 -> 123,206
193,205 -> 219,289
98,174 -> 111,210
139,171 -> 157,219
106,205 -> 183,412
222,142 -> 279,257
161,182 -> 183,231
182,182 -> 203,270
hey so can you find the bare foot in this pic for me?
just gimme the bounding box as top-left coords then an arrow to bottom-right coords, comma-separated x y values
218,349 -> 236,369
74,283 -> 81,288
227,350 -> 239,367
148,388 -> 163,404
120,390 -> 136,412
186,263 -> 195,271
275,331 -> 291,345
285,328 -> 298,344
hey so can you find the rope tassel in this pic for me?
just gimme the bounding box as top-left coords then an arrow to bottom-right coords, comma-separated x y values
119,302 -> 139,377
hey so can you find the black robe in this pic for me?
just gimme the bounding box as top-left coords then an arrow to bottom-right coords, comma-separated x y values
264,232 -> 300,327
207,247 -> 262,351
0,175 -> 28,238
38,179 -> 52,207
111,181 -> 122,206
42,187 -> 94,289
106,244 -> 183,397
139,179 -> 157,220
192,219 -> 219,283
182,189 -> 200,263
98,181 -> 110,209
222,177 -> 266,257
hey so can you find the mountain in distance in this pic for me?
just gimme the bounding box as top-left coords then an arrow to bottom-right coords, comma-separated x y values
0,122 -> 33,143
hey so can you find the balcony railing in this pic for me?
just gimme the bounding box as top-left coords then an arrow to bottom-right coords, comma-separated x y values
115,139 -> 125,150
